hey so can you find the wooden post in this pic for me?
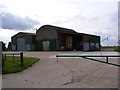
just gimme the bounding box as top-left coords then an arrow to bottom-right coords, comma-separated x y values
5,54 -> 6,61
56,55 -> 59,63
106,57 -> 108,63
13,54 -> 14,62
20,52 -> 23,66
0,42 -> 2,74
2,54 -> 4,67
0,41 -> 2,90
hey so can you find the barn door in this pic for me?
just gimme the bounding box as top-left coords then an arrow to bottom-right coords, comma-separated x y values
17,38 -> 25,51
43,41 -> 49,51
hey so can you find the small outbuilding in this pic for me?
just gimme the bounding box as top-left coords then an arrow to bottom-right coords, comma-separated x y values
36,25 -> 100,51
11,32 -> 36,51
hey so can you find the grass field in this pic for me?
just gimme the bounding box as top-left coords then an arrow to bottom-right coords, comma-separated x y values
101,46 -> 120,52
2,56 -> 39,74
114,47 -> 120,52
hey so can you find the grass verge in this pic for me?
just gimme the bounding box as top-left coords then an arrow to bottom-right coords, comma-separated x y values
114,47 -> 120,52
2,56 -> 39,74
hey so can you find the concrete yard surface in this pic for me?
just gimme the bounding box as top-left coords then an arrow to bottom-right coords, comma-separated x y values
2,51 -> 119,88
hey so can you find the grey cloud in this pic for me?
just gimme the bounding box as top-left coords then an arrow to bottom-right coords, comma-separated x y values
2,12 -> 39,30
0,4 -> 7,10
95,32 -> 118,46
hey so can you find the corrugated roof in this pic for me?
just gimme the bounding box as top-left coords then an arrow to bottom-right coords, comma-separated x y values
37,25 -> 76,33
37,25 -> 100,37
18,32 -> 35,35
11,32 -> 35,38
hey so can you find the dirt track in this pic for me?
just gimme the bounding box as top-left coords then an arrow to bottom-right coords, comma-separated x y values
2,51 -> 119,88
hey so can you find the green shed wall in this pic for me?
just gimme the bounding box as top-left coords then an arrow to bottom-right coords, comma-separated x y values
37,39 -> 57,51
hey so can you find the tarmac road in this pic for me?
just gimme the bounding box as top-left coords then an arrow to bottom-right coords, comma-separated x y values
2,51 -> 119,88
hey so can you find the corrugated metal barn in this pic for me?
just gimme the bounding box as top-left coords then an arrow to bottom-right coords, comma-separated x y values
11,32 -> 36,51
36,25 -> 100,51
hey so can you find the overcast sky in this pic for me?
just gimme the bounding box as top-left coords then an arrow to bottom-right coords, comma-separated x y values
0,0 -> 119,46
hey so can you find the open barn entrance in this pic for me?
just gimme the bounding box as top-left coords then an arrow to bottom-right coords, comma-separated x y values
58,32 -> 83,51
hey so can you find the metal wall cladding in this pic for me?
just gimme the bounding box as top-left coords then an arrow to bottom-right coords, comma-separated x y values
83,42 -> 100,51
25,44 -> 30,51
43,41 -> 49,51
30,44 -> 36,50
17,38 -> 25,51
11,32 -> 36,51
12,45 -> 16,51
37,39 -> 57,51
36,27 -> 57,40
36,40 -> 43,51
83,35 -> 100,43
83,42 -> 90,51
96,43 -> 100,49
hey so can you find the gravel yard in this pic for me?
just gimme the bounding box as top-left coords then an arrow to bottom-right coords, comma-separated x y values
2,51 -> 119,88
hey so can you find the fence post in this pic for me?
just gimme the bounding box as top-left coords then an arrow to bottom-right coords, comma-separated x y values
2,54 -> 4,67
13,54 -> 14,62
5,54 -> 6,61
106,57 -> 108,63
20,52 -> 23,66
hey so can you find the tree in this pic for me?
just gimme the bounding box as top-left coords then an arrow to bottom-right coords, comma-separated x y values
7,42 -> 12,51
2,42 -> 6,51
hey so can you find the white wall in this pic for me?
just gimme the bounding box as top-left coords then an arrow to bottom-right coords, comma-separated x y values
0,41 -> 2,89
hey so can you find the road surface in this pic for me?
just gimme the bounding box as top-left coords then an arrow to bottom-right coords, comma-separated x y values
2,51 -> 119,88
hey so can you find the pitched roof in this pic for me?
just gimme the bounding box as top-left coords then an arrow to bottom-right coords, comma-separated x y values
37,25 -> 76,33
37,25 -> 100,37
18,32 -> 35,35
11,32 -> 35,38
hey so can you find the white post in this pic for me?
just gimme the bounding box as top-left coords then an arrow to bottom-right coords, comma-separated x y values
0,41 -> 2,89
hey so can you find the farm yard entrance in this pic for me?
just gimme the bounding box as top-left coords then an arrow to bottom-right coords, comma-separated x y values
2,51 -> 119,88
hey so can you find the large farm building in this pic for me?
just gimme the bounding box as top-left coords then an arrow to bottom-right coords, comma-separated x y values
11,25 -> 100,51
11,32 -> 36,51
